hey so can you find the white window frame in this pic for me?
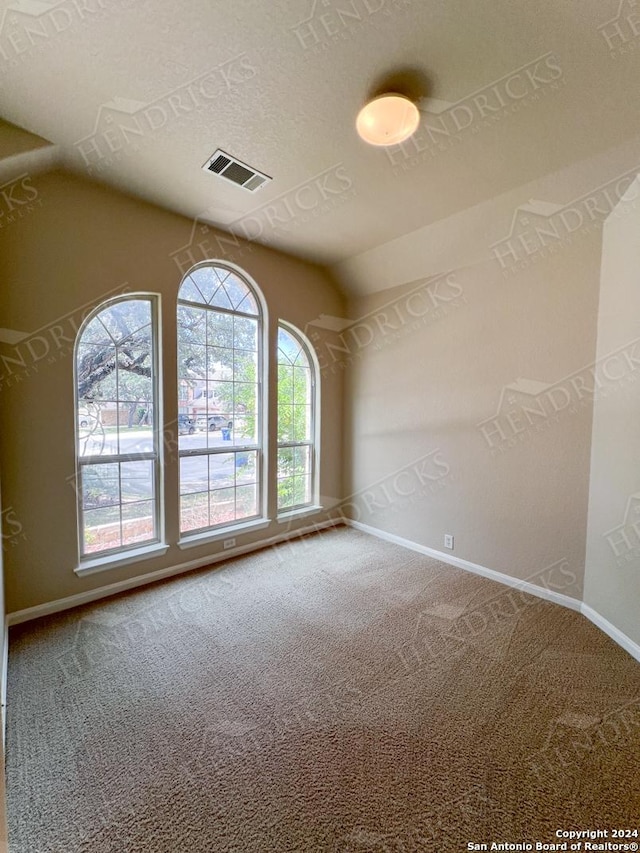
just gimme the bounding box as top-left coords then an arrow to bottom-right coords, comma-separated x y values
276,321 -> 320,516
177,261 -> 268,542
74,294 -> 164,567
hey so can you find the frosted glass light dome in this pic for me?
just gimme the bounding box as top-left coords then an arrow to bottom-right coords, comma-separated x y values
356,94 -> 420,146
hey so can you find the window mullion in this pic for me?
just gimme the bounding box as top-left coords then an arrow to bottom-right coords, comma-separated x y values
80,451 -> 157,466
277,440 -> 313,449
178,444 -> 259,459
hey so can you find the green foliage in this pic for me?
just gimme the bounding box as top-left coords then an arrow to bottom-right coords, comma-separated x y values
177,306 -> 259,441
277,363 -> 311,442
77,300 -> 154,405
276,360 -> 312,509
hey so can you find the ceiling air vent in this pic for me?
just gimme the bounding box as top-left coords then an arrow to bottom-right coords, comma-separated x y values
202,149 -> 271,192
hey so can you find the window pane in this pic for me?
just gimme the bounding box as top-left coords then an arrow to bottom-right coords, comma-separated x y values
116,349 -> 153,401
277,446 -> 295,511
278,363 -> 294,397
293,405 -> 311,442
235,451 -> 257,485
293,476 -> 311,506
210,487 -> 235,526
235,291 -> 259,316
76,297 -> 159,559
294,445 -> 311,475
79,316 -> 112,346
78,404 -> 106,457
234,316 -> 258,350
178,275 -> 205,305
236,484 -> 257,519
121,500 -> 155,546
180,492 -> 209,532
178,305 -> 207,340
209,285 -> 234,311
234,350 -> 257,383
180,455 -> 209,494
278,405 -> 294,442
209,453 -> 235,489
83,507 -> 121,554
221,273 -> 248,309
179,342 -> 207,380
277,328 -> 301,365
91,371 -> 118,401
293,365 -> 311,405
233,410 -> 257,445
277,476 -> 295,510
116,405 -> 153,456
120,460 -> 153,503
77,342 -> 117,405
207,310 -> 234,347
189,266 -> 219,304
98,301 -> 151,345
207,346 -> 233,376
277,447 -> 294,478
82,463 -> 120,509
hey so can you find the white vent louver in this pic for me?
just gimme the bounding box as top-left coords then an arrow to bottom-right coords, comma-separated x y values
202,149 -> 271,192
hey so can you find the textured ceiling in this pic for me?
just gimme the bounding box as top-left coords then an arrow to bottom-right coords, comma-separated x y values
0,0 -> 639,283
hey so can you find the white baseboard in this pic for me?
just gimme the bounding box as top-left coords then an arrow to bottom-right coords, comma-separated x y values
6,518 -> 342,627
7,516 -> 640,667
581,603 -> 640,664
346,519 -> 640,664
346,519 -> 582,611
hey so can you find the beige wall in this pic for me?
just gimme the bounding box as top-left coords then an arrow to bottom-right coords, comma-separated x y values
0,119 -> 50,161
0,481 -> 7,851
337,230 -> 602,601
1,156 -> 637,654
584,180 -> 640,647
0,170 -> 345,613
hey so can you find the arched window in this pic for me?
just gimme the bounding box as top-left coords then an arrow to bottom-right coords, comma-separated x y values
177,263 -> 264,536
75,296 -> 161,560
277,323 -> 319,513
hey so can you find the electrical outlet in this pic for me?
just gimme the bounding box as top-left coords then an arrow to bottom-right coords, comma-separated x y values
444,534 -> 454,550
223,538 -> 236,550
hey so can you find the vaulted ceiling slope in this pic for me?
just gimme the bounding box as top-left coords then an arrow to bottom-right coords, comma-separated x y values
0,0 -> 639,289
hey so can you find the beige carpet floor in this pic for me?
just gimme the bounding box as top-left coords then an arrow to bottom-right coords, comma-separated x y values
6,526 -> 640,852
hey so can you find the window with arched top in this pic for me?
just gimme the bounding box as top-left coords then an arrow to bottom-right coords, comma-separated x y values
75,295 -> 161,560
177,263 -> 264,536
73,268 -> 323,566
277,323 -> 319,513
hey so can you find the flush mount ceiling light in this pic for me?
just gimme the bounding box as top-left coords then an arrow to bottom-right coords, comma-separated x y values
356,93 -> 420,146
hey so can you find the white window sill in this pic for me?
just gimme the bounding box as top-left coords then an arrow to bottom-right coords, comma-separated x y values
277,505 -> 324,524
178,517 -> 271,550
75,542 -> 169,577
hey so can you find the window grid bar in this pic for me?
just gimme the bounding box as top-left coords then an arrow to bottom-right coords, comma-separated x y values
117,460 -> 123,549
177,298 -> 258,320
180,512 -> 262,539
178,444 -> 259,459
277,440 -> 313,449
80,452 -> 157,466
114,345 -> 120,458
77,468 -> 161,559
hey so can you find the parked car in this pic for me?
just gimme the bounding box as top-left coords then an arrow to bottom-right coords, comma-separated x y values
78,406 -> 99,430
178,414 -> 196,435
196,415 -> 233,431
